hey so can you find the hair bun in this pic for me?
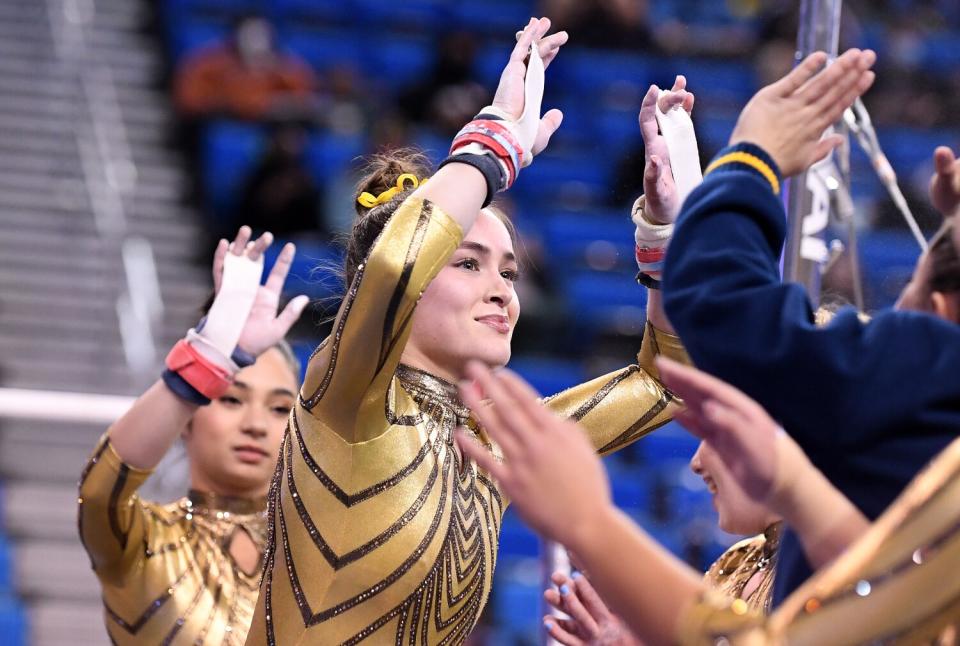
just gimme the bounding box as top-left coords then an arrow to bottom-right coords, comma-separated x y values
354,148 -> 432,217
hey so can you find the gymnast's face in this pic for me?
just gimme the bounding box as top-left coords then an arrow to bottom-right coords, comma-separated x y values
403,209 -> 521,381
690,441 -> 779,536
184,348 -> 296,498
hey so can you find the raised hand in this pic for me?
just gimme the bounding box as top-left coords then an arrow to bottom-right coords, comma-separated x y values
544,571 -> 641,646
930,146 -> 960,219
492,17 -> 566,163
212,227 -> 309,357
656,357 -> 780,503
455,362 -> 610,547
639,75 -> 696,224
729,49 -> 876,177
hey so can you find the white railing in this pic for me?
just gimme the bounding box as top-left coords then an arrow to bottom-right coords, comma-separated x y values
0,387 -> 133,424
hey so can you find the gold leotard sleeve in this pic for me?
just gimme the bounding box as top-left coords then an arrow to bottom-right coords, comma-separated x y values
298,197 -> 463,443
544,322 -> 688,455
77,433 -> 154,584
78,434 -> 265,644
678,437 -> 960,645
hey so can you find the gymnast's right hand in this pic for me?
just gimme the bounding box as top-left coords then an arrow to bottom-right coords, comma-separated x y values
488,17 -> 566,166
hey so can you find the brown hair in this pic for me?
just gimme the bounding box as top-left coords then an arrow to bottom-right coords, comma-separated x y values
345,148 -> 519,287
926,219 -> 960,295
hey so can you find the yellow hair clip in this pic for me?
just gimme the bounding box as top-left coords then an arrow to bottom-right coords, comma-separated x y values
357,173 -> 428,208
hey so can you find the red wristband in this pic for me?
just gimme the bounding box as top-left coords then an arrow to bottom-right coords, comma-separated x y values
165,339 -> 234,399
635,246 -> 666,265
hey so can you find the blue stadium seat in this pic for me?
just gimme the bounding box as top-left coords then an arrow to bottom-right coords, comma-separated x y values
513,151 -> 613,204
498,509 -> 540,558
362,36 -> 436,92
271,0 -> 356,25
351,0 -> 452,30
200,120 -> 265,220
0,535 -> 10,591
610,472 -> 651,512
278,28 -> 363,73
0,596 -> 26,646
593,107 -> 644,157
675,58 -> 757,104
562,49 -> 653,96
262,238 -> 343,301
562,270 -> 647,333
542,96 -> 595,148
508,356 -> 585,396
921,33 -> 960,72
637,421 -> 699,462
491,580 -> 541,634
696,112 -> 737,153
305,131 -> 367,181
541,212 -> 634,273
165,0 -> 263,13
290,340 -> 315,382
410,129 -> 449,167
166,20 -> 231,63
877,127 -> 959,176
451,1 -> 537,34
472,42 -> 514,89
857,230 -> 925,308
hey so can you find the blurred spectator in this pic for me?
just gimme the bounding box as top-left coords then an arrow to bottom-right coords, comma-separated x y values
174,15 -> 317,122
398,32 -> 488,137
542,0 -> 658,51
236,122 -> 327,240
317,66 -> 373,136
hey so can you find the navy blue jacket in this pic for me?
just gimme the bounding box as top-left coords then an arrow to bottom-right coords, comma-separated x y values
662,143 -> 960,604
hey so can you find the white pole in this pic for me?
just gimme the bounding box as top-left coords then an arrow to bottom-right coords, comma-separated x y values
0,388 -> 134,424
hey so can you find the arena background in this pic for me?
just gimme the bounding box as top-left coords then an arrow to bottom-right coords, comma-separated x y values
0,0 -> 957,643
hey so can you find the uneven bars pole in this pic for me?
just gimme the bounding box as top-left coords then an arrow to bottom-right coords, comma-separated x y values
783,0 -> 844,300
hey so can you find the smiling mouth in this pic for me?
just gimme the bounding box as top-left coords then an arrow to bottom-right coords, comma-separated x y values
475,315 -> 510,334
703,477 -> 718,495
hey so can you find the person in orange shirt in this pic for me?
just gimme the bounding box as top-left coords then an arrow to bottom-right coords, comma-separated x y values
174,15 -> 317,122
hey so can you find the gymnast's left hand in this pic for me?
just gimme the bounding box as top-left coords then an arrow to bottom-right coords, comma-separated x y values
455,362 -> 611,547
639,75 -> 695,224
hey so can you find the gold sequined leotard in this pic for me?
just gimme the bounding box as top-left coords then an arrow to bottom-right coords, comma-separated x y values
246,197 -> 687,645
678,438 -> 960,645
77,436 -> 267,644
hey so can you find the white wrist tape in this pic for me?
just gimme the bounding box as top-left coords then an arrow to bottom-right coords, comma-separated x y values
632,195 -> 674,250
655,95 -> 703,207
477,42 -> 545,167
196,251 -> 263,361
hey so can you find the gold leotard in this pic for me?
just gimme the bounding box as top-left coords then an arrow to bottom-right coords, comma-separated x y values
78,436 -> 267,644
247,197 -> 687,645
679,438 -> 960,645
